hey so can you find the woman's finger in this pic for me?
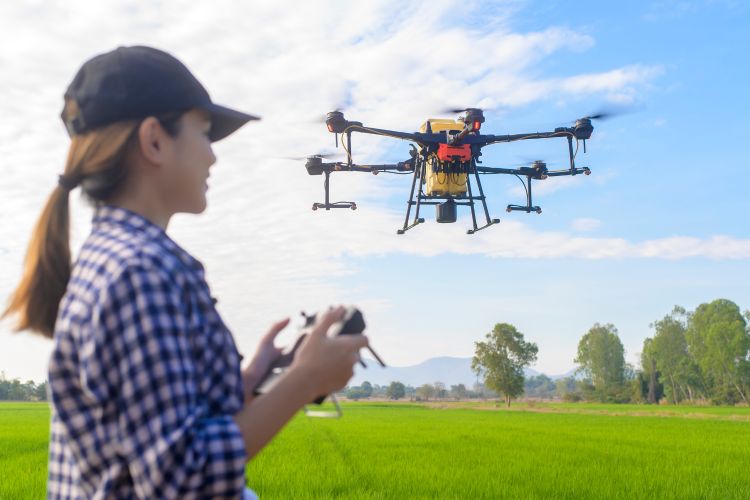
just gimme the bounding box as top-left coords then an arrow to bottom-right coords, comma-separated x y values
261,317 -> 290,343
309,306 -> 345,338
335,333 -> 370,351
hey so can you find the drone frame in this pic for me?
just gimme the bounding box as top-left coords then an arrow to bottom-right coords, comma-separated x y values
305,109 -> 592,234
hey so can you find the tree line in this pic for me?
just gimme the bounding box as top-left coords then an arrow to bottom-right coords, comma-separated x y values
342,380 -> 498,401
343,298 -> 750,407
641,299 -> 749,404
0,372 -> 49,401
525,298 -> 749,405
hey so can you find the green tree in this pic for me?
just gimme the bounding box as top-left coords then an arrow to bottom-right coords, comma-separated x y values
35,381 -> 49,401
574,323 -> 626,401
472,323 -> 538,407
361,381 -> 373,398
686,299 -> 749,404
404,385 -> 416,400
416,383 -> 435,401
450,384 -> 467,400
345,386 -> 366,400
554,377 -> 577,399
641,338 -> 659,403
434,381 -> 447,400
649,306 -> 701,403
386,381 -> 405,400
524,374 -> 556,399
640,338 -> 665,404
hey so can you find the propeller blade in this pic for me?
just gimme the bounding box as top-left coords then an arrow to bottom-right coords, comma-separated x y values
280,152 -> 344,161
311,106 -> 348,123
582,111 -> 615,121
579,104 -> 639,122
515,156 -> 543,165
438,106 -> 484,114
514,157 -> 559,168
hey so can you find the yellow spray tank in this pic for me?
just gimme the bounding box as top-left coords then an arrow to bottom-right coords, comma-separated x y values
419,119 -> 470,197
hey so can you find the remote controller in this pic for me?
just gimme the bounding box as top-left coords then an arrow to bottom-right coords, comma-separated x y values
252,306 -> 384,403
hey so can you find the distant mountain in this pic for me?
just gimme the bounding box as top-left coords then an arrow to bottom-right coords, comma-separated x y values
349,356 -> 574,387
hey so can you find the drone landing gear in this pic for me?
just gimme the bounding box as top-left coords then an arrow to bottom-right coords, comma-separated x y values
396,217 -> 425,235
397,160 -> 499,235
397,162 -> 425,234
506,173 -> 542,215
312,170 -> 357,211
312,202 -> 356,210
507,204 -> 541,214
465,167 -> 499,234
466,219 -> 500,234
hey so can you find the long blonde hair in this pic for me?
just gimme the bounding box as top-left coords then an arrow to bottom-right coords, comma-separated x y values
2,100 -> 140,338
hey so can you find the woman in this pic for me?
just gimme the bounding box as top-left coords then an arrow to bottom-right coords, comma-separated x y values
2,46 -> 368,499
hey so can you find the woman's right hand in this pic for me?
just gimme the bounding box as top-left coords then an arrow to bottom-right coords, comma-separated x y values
290,305 -> 369,399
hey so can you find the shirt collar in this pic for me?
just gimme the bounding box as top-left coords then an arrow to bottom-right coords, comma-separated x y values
92,204 -> 205,274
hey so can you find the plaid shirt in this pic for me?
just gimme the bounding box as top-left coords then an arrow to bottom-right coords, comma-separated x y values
47,204 -> 248,499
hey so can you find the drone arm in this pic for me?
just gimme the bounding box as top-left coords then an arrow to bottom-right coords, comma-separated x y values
477,164 -> 590,178
343,124 -> 423,143
479,129 -> 575,146
326,162 -> 413,173
327,163 -> 373,173
364,162 -> 414,172
545,167 -> 591,177
475,166 -> 524,175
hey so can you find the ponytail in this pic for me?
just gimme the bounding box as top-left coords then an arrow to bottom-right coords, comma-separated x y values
2,100 -> 141,338
2,186 -> 73,338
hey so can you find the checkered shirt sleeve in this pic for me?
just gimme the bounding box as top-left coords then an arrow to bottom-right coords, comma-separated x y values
48,206 -> 248,499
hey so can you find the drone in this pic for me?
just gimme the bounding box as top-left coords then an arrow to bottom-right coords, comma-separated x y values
303,107 -> 604,234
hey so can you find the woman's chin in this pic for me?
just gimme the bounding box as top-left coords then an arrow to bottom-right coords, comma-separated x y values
184,196 -> 208,214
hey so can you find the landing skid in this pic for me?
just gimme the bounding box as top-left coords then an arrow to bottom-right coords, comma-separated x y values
397,160 -> 499,235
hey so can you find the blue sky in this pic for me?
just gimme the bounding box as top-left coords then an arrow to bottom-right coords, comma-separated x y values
1,0 -> 748,382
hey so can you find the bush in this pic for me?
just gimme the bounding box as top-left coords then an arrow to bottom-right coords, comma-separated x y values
563,392 -> 583,402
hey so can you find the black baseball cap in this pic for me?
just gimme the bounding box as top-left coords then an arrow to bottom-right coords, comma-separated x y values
61,46 -> 259,142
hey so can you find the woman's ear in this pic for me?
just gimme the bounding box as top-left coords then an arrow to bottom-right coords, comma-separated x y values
136,117 -> 167,164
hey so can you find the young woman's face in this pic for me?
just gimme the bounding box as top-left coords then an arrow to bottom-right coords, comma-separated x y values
162,108 -> 216,214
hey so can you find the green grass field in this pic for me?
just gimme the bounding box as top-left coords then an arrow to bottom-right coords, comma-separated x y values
2,401 -> 749,499
0,403 -> 49,499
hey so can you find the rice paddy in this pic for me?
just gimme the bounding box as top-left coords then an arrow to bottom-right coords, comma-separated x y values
2,401 -> 749,499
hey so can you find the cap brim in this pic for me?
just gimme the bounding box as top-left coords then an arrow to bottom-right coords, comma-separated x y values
204,103 -> 260,142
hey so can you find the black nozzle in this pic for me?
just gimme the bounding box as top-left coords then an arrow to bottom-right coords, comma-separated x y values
436,199 -> 457,223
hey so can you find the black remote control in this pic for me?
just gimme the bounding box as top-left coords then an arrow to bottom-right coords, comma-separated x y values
252,306 -> 383,404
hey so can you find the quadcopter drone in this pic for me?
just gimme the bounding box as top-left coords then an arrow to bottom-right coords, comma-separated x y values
304,108 -> 602,234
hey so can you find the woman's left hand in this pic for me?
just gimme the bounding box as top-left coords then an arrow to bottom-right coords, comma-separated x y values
241,318 -> 289,402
